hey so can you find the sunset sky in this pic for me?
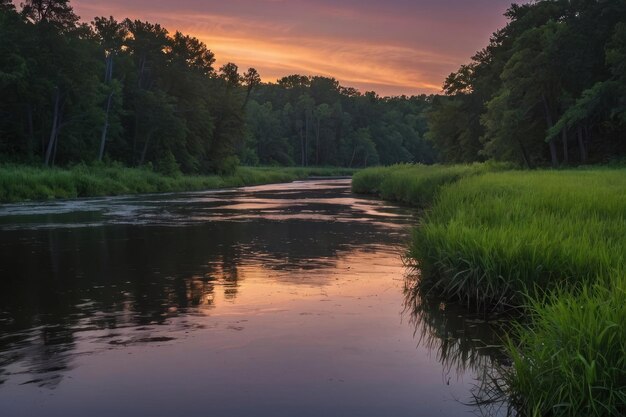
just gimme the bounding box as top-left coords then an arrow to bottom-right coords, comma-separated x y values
71,0 -> 517,96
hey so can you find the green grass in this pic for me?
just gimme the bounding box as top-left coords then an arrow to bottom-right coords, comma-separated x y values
507,278 -> 626,417
412,169 -> 626,309
355,164 -> 626,417
0,164 -> 355,203
351,162 -> 508,207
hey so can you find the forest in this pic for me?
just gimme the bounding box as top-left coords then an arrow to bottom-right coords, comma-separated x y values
0,0 -> 435,176
2,0 -> 625,175
428,0 -> 626,167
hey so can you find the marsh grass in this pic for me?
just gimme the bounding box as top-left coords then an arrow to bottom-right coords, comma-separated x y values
412,169 -> 626,309
351,162 -> 508,207
0,164 -> 355,203
359,164 -> 626,417
506,276 -> 626,417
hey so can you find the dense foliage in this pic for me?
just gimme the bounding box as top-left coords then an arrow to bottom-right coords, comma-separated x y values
427,0 -> 626,167
0,0 -> 435,173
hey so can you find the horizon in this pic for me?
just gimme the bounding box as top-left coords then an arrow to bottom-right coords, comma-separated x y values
68,0 -> 517,97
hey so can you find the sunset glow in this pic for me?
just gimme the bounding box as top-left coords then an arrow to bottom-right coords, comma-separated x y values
71,0 -> 513,96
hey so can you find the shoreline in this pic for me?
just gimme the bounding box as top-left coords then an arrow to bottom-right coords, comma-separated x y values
0,165 -> 356,204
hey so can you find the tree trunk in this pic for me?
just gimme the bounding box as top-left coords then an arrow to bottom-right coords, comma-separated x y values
99,92 -> 114,161
299,127 -> 304,167
51,126 -> 60,166
138,54 -> 146,89
349,147 -> 356,168
105,54 -> 114,84
316,118 -> 320,166
541,93 -> 559,167
577,126 -> 587,164
139,132 -> 153,166
548,140 -> 558,167
242,87 -> 252,110
517,138 -> 532,169
562,129 -> 569,165
304,111 -> 309,167
44,89 -> 61,167
26,104 -> 34,158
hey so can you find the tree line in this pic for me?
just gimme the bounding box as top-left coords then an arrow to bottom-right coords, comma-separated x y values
427,0 -> 626,167
3,0 -> 624,173
0,0 -> 435,174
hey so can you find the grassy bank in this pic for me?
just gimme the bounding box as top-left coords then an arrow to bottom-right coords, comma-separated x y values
353,164 -> 626,417
351,162 -> 507,207
0,164 -> 355,203
412,169 -> 626,308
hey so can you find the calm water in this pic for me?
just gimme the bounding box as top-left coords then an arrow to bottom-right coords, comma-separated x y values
0,179 -> 506,417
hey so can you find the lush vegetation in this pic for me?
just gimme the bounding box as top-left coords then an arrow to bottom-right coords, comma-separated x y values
352,162 -> 507,207
428,0 -> 626,167
412,169 -> 626,309
0,164 -> 354,203
508,280 -> 625,417
353,164 -> 626,417
0,0 -> 434,175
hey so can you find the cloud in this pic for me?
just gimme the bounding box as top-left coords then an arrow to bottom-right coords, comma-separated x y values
72,0 -> 514,96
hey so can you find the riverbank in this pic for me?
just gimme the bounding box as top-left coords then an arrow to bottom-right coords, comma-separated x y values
353,164 -> 626,417
0,165 -> 355,203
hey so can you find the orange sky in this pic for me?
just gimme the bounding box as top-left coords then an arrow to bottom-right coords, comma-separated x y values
71,0 -> 516,96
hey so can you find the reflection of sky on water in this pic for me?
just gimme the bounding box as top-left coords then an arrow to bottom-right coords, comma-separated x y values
0,180 -> 410,230
0,179 -> 507,417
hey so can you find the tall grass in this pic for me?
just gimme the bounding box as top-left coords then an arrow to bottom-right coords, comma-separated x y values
352,162 -> 508,207
507,276 -> 626,416
357,164 -> 626,416
0,164 -> 356,203
412,169 -> 626,309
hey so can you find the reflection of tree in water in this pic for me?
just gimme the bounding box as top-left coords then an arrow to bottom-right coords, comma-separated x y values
402,273 -> 517,416
0,217 -> 400,389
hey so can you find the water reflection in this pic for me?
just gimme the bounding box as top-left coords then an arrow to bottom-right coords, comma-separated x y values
0,179 -> 510,417
0,180 -> 413,392
403,274 -> 516,416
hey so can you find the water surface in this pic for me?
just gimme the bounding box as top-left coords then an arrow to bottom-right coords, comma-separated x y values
0,179 -> 504,417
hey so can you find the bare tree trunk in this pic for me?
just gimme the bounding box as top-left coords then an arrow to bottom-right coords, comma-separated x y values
139,132 -> 153,166
577,126 -> 587,164
562,129 -> 569,165
132,105 -> 140,165
51,126 -> 60,166
299,127 -> 304,167
26,104 -> 34,158
105,54 -> 114,83
138,54 -> 146,89
316,118 -> 320,166
517,138 -> 532,169
242,87 -> 253,110
542,93 -> 559,167
99,92 -> 114,161
44,89 -> 61,167
349,147 -> 356,168
304,111 -> 309,167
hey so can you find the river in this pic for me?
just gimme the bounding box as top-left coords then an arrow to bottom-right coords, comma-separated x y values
0,179 -> 506,417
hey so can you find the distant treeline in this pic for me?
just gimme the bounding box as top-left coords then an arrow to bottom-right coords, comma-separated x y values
2,0 -> 625,173
428,0 -> 626,167
0,0 -> 435,174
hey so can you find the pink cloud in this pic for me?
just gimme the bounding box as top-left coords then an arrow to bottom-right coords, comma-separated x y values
71,0 -> 515,96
